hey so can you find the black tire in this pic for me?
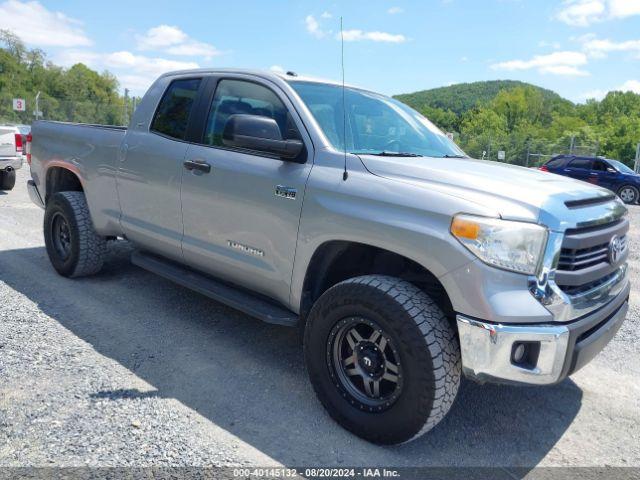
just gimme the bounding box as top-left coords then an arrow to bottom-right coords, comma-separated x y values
304,275 -> 461,444
0,170 -> 16,190
44,191 -> 106,277
618,185 -> 639,204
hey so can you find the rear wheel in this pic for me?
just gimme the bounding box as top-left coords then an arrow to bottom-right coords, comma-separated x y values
0,169 -> 16,190
618,185 -> 639,204
304,275 -> 461,444
44,191 -> 106,277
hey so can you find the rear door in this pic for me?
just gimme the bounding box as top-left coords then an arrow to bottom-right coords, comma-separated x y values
179,76 -> 314,306
563,158 -> 593,183
0,127 -> 16,157
117,76 -> 204,262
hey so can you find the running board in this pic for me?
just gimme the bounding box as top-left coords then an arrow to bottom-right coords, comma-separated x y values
131,251 -> 299,327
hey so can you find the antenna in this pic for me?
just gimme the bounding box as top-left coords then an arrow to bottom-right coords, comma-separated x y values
340,16 -> 348,181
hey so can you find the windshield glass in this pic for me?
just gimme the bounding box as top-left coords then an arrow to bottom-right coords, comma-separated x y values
289,81 -> 466,158
608,159 -> 635,175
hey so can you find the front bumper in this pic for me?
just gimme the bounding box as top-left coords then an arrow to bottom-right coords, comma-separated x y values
0,156 -> 23,171
457,280 -> 629,385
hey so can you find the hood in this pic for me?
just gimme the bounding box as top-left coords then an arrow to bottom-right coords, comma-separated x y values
358,154 -> 616,225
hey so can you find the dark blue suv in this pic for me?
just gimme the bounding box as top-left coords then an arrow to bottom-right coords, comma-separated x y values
540,155 -> 640,204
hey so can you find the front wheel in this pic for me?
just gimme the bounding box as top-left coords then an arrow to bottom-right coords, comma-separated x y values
618,185 -> 639,204
0,169 -> 16,190
304,275 -> 461,444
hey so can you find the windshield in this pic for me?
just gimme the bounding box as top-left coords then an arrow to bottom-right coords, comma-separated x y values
608,159 -> 635,175
289,81 -> 466,158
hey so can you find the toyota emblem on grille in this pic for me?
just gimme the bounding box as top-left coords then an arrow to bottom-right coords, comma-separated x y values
608,235 -> 624,265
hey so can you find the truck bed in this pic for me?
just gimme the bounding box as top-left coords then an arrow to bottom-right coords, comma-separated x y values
30,120 -> 127,235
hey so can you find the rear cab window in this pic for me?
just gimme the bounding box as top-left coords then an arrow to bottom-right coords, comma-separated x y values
544,157 -> 564,168
151,78 -> 202,140
568,158 -> 592,170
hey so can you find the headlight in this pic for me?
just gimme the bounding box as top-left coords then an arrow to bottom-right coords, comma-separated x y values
450,214 -> 547,275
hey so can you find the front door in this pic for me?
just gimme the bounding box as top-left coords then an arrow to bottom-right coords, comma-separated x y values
180,77 -> 313,306
591,159 -> 617,190
117,77 -> 203,262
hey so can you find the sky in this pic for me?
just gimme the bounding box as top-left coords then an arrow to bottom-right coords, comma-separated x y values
0,0 -> 639,102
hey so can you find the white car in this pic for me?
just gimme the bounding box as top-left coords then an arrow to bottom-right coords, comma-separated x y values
0,124 -> 26,190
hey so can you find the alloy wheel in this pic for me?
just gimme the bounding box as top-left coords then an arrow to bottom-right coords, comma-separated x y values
327,317 -> 403,412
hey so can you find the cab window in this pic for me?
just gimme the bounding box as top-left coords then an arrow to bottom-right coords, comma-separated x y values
568,158 -> 592,170
151,78 -> 202,140
203,79 -> 300,147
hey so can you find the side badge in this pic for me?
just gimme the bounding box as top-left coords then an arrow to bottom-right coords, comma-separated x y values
275,185 -> 297,200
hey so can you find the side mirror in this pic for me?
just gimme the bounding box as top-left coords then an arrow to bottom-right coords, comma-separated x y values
222,114 -> 304,161
607,167 -> 616,173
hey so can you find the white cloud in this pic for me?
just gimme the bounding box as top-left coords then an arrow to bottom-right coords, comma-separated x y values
166,41 -> 220,58
608,0 -> 640,19
579,35 -> 640,59
579,79 -> 640,101
340,29 -> 406,43
579,89 -> 607,100
555,0 -> 640,26
320,11 -> 332,19
136,24 -> 221,59
618,79 -> 640,93
538,40 -> 561,49
305,15 -> 326,38
0,0 -> 91,47
136,25 -> 187,49
556,0 -> 606,26
270,65 -> 285,73
491,51 -> 589,76
387,6 -> 404,14
54,49 -> 199,95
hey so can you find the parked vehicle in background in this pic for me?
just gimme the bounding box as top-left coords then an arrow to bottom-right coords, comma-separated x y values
540,155 -> 640,204
0,124 -> 25,190
27,69 -> 630,444
16,125 -> 31,160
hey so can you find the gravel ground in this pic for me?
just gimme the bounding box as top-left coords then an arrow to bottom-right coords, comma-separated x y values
0,167 -> 638,470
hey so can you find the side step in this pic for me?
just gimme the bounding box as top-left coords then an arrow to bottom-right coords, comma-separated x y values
131,250 -> 299,327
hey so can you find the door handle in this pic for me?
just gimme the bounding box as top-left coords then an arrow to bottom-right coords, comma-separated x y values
183,159 -> 211,173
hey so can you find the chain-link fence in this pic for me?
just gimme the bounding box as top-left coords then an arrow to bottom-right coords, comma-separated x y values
0,92 -> 137,127
454,133 -> 600,168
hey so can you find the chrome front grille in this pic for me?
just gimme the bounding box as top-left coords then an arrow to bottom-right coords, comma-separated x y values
555,219 -> 629,293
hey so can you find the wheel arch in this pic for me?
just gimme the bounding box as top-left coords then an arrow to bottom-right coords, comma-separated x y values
299,240 -> 455,327
45,165 -> 84,204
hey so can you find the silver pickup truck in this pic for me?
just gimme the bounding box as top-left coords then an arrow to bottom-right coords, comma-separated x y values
27,69 -> 630,444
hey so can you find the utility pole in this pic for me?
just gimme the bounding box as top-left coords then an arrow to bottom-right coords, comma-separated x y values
635,142 -> 640,174
569,136 -> 575,155
34,91 -> 41,121
526,143 -> 530,167
123,88 -> 129,126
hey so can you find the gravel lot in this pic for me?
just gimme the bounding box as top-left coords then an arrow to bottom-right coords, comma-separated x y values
0,167 -> 638,470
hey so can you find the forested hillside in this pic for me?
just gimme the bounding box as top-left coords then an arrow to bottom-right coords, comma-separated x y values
394,80 -> 640,166
0,30 -> 124,125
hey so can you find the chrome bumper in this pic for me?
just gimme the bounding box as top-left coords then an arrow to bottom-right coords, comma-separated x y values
0,156 -> 22,171
457,282 -> 629,385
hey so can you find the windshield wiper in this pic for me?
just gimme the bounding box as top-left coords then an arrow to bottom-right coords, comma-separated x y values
360,151 -> 423,157
439,154 -> 467,158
